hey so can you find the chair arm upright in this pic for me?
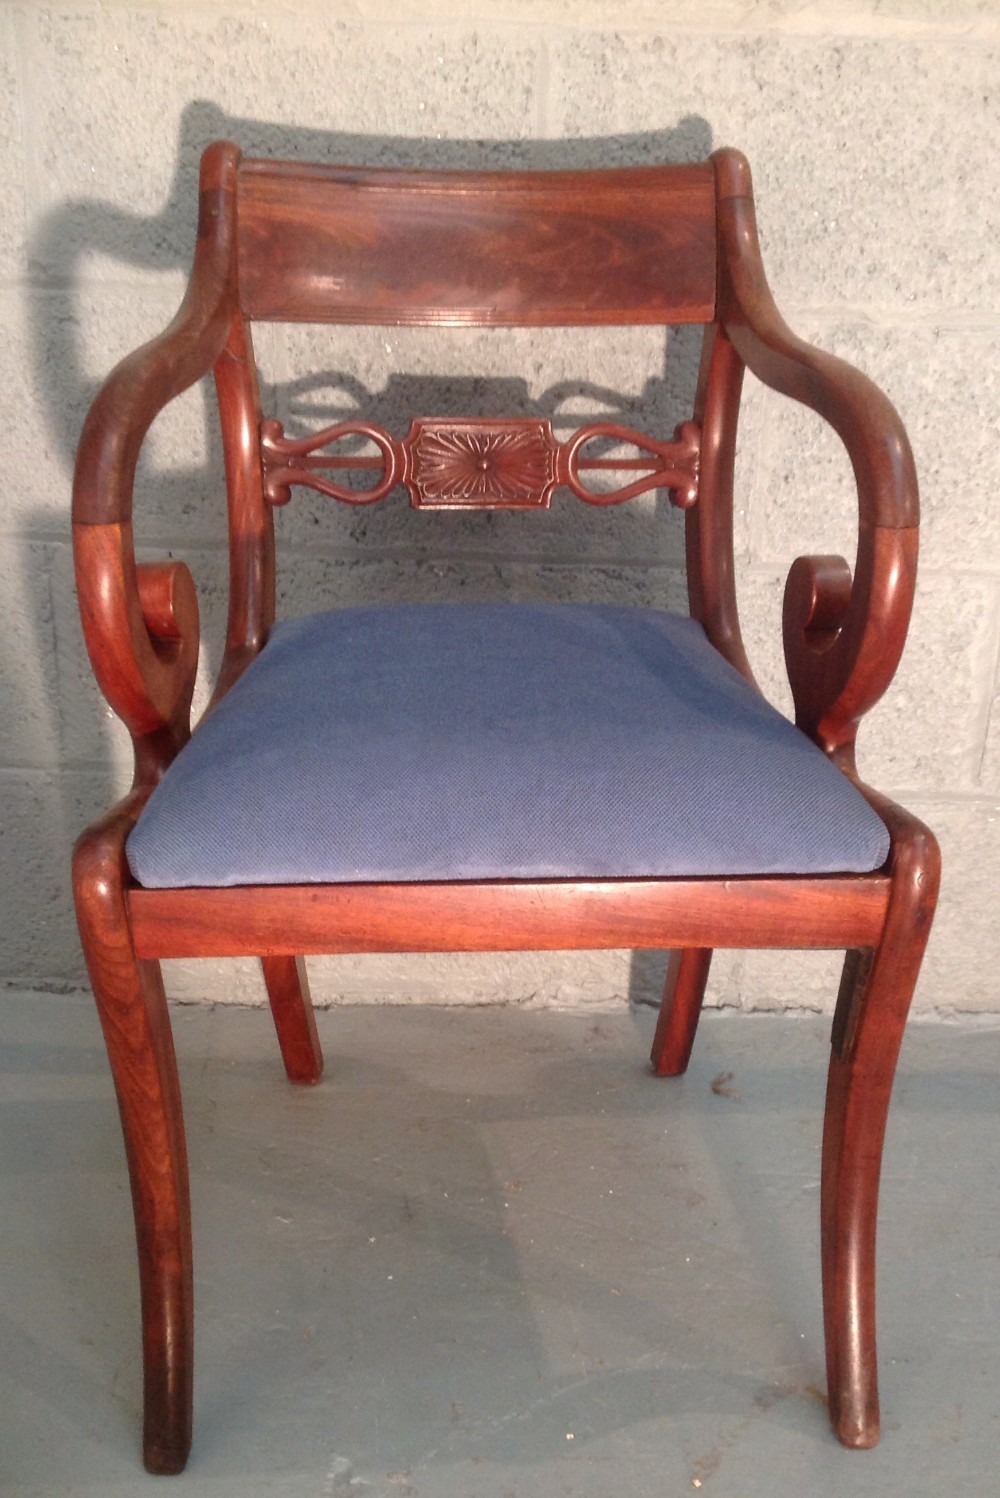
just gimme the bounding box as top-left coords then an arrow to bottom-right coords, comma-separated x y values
712,148 -> 918,774
72,142 -> 241,783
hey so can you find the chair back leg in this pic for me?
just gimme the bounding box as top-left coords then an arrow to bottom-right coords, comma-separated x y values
650,947 -> 713,1075
73,811 -> 193,1475
261,955 -> 324,1083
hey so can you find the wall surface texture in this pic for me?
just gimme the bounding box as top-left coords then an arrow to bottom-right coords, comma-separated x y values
1,0 -> 998,1015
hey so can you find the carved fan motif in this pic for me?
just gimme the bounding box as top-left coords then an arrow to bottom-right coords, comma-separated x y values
408,421 -> 558,508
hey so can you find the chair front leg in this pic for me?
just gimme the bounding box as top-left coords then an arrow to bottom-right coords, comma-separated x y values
650,948 -> 713,1075
74,812 -> 193,1475
261,955 -> 324,1083
821,812 -> 939,1447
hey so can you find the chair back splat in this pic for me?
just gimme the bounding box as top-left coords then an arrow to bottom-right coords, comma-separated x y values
70,138 -> 939,1474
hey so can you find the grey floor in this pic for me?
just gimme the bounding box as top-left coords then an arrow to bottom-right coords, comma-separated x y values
2,994 -> 998,1497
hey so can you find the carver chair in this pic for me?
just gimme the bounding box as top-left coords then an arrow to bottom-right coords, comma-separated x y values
72,140 -> 939,1474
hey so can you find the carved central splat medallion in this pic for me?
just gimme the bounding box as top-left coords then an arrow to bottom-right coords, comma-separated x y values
408,419 -> 558,508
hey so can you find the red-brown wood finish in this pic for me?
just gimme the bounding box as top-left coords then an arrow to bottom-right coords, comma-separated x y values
72,790 -> 192,1475
260,956 -> 323,1085
685,322 -> 756,683
821,787 -> 939,1446
260,413 -> 702,510
650,947 -> 714,1076
237,159 -> 717,326
70,139 -> 937,1471
211,312 -> 274,701
712,146 -> 918,772
128,876 -> 889,959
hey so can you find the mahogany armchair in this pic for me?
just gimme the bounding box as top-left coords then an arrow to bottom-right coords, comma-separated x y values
72,141 -> 938,1474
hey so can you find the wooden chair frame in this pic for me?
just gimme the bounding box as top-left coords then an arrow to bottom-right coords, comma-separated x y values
72,141 -> 939,1474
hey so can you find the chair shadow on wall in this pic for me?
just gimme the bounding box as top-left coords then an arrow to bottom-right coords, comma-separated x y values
28,99 -> 715,1006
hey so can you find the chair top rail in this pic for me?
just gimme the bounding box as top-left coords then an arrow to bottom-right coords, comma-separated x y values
236,156 -> 717,326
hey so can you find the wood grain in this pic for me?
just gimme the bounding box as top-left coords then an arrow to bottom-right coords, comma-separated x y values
73,792 -> 193,1475
821,787 -> 940,1446
237,158 -> 717,325
128,876 -> 890,959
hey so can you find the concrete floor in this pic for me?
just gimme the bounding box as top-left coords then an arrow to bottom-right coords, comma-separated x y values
1,994 -> 998,1497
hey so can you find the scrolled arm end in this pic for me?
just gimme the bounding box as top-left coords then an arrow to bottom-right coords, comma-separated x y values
783,553 -> 853,656
74,523 -> 200,768
782,553 -> 854,748
136,560 -> 200,650
781,529 -> 917,770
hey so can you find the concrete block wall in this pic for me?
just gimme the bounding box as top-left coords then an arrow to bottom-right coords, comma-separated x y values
1,0 -> 998,1016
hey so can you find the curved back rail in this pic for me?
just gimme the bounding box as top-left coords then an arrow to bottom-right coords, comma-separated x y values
235,158 -> 717,327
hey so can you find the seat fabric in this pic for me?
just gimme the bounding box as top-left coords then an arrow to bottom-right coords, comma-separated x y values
125,602 -> 890,888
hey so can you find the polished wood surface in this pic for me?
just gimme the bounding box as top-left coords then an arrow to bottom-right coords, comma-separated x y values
820,787 -> 940,1446
259,413 -> 702,510
71,140 -> 937,1471
212,313 -> 274,705
650,947 -> 714,1076
260,955 -> 323,1085
128,876 -> 889,960
237,158 -> 717,326
713,147 -> 918,770
685,323 -> 755,682
73,142 -> 240,530
73,790 -> 192,1474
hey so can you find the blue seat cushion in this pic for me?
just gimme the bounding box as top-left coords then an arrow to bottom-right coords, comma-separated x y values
126,602 -> 890,887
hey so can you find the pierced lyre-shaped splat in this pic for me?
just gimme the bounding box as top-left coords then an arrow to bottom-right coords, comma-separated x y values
260,419 -> 402,507
260,416 -> 700,511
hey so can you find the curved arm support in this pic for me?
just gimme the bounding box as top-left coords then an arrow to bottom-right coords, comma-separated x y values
72,142 -> 240,763
73,142 -> 240,528
713,149 -> 919,768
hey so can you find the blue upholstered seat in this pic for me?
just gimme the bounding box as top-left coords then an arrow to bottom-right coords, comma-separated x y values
126,603 -> 890,888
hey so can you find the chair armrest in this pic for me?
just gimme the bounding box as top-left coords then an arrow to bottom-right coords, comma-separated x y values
713,149 -> 918,771
72,142 -> 239,758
